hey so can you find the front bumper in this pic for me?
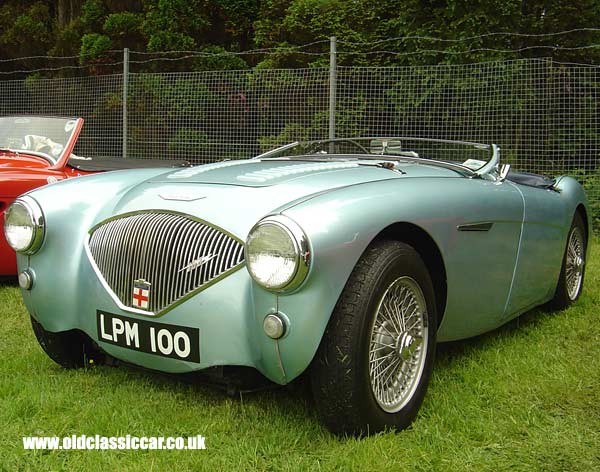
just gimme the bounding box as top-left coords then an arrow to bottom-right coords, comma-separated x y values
19,248 -> 293,383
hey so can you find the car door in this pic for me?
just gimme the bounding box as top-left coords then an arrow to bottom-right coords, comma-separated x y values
435,176 -> 524,341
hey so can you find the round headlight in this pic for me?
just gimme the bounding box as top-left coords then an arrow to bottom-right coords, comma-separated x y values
4,196 -> 45,254
246,215 -> 310,291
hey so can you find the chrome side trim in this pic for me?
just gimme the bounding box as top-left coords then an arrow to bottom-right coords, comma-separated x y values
457,222 -> 494,232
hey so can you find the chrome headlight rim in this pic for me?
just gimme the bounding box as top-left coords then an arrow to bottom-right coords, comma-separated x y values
246,214 -> 311,292
4,195 -> 45,255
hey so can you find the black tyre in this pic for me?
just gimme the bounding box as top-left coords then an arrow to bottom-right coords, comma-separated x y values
31,317 -> 103,369
550,212 -> 587,310
311,240 -> 437,436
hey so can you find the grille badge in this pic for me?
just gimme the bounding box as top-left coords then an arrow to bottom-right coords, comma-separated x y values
132,279 -> 151,309
178,254 -> 218,273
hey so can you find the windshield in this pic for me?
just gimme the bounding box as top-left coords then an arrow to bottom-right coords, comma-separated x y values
0,116 -> 79,164
257,137 -> 494,173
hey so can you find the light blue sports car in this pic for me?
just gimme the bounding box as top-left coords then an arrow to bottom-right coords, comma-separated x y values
4,138 -> 590,436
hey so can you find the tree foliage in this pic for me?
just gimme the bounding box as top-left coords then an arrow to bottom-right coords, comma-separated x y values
0,0 -> 599,73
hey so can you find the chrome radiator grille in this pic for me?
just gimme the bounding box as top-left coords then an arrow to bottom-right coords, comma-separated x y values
87,211 -> 244,314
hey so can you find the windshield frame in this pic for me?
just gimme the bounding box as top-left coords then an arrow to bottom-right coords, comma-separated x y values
0,115 -> 84,169
255,137 -> 499,177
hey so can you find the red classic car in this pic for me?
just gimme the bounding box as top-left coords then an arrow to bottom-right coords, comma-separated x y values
0,116 -> 189,276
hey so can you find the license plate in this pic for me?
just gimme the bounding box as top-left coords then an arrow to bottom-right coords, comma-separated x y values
97,311 -> 200,363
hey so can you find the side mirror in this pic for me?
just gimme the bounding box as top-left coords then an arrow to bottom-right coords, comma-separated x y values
499,163 -> 511,182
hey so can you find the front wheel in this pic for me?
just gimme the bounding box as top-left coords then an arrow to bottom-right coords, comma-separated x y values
311,240 -> 437,436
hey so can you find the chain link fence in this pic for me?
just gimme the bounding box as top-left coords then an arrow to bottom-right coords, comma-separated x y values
0,57 -> 598,222
126,68 -> 330,161
0,74 -> 124,158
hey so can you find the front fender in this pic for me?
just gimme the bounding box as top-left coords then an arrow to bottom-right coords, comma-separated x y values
274,176 -> 524,379
274,179 -> 445,380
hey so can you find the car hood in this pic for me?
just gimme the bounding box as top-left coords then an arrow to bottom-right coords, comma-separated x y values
0,158 -> 60,199
0,154 -> 50,170
150,159 -> 386,187
108,159 -> 457,237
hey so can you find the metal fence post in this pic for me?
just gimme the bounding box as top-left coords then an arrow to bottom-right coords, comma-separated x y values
122,47 -> 129,159
329,36 -> 337,141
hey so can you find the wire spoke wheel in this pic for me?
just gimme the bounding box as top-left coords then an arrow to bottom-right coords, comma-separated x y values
565,226 -> 584,300
311,240 -> 436,435
369,276 -> 428,413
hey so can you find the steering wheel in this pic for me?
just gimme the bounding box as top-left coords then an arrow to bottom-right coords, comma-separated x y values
313,139 -> 370,155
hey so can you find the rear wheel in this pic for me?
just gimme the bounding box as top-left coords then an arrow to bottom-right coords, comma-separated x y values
311,240 -> 437,436
550,213 -> 587,310
31,317 -> 103,369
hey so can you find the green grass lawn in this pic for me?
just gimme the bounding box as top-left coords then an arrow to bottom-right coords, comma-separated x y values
1,246 -> 599,471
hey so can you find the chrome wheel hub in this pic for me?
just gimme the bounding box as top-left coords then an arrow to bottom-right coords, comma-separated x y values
369,276 -> 428,413
397,332 -> 420,361
565,227 -> 584,301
